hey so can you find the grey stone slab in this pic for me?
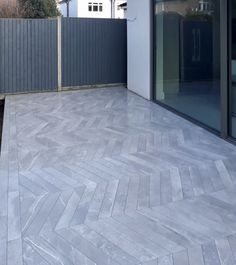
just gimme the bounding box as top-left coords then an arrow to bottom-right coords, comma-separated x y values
179,166 -> 194,199
0,149 -> 9,214
19,173 -> 48,196
41,190 -> 74,232
215,160 -> 234,189
126,210 -> 190,251
158,255 -> 173,265
23,236 -> 73,265
113,213 -> 183,253
138,175 -> 150,208
202,242 -> 221,265
142,259 -> 158,265
87,218 -> 159,262
170,167 -> 183,202
55,188 -> 85,230
8,191 -> 22,241
160,171 -> 172,205
2,87 -> 236,264
86,181 -> 107,222
125,176 -> 140,211
227,234 -> 236,261
172,250 -> 189,265
188,246 -> 205,265
23,192 -> 60,236
23,240 -> 50,265
0,216 -> 7,265
72,224 -> 141,265
70,185 -> 96,226
57,228 -> 118,265
8,238 -> 23,265
112,177 -> 130,216
99,180 -> 119,218
215,238 -> 236,265
189,166 -> 205,197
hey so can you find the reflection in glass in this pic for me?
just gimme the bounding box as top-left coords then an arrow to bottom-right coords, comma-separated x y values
231,0 -> 236,137
154,0 -> 221,130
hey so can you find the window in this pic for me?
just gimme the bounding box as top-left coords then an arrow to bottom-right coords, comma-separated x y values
198,0 -> 211,12
93,3 -> 98,11
88,2 -> 103,12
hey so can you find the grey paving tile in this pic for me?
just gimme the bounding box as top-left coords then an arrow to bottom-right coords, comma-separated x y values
158,255 -> 173,265
99,180 -> 119,218
2,87 -> 236,264
0,216 -> 7,265
188,246 -> 205,265
8,191 -> 21,241
202,242 -> 221,265
72,224 -> 141,265
227,234 -> 236,261
8,238 -> 23,265
172,250 -> 189,265
215,238 -> 236,265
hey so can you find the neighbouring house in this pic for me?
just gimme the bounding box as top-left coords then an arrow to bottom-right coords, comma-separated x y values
58,0 -> 127,18
117,1 -> 127,18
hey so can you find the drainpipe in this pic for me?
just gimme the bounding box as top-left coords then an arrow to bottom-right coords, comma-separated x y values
66,0 -> 70,17
111,0 -> 115,18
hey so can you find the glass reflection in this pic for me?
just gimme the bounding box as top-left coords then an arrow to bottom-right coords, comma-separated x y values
154,0 -> 221,131
230,0 -> 236,137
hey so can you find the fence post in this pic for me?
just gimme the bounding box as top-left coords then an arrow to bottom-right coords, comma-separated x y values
57,16 -> 62,92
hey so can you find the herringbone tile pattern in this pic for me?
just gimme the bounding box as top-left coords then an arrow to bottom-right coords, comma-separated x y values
1,87 -> 236,264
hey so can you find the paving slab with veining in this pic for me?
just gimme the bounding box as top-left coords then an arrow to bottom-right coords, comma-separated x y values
1,87 -> 236,265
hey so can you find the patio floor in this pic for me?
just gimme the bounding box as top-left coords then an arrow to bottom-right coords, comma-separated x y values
1,87 -> 236,265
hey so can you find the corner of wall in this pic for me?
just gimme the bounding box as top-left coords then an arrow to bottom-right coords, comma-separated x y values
127,0 -> 152,100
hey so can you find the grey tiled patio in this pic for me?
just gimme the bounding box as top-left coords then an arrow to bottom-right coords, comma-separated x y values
1,87 -> 236,265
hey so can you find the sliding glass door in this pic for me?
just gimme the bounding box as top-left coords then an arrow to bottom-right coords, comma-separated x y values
153,0 -> 221,131
230,0 -> 236,137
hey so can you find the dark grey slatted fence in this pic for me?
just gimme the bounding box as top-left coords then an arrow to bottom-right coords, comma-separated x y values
0,19 -> 58,94
62,18 -> 127,87
0,18 -> 127,94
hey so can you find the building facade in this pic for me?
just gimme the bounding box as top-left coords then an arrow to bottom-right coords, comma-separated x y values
128,0 -> 236,142
58,0 -> 126,18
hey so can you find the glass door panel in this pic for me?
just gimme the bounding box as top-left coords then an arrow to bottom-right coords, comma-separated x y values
153,0 -> 221,131
230,0 -> 236,137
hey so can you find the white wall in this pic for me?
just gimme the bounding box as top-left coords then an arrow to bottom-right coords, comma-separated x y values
59,0 -> 126,18
127,0 -> 151,100
77,0 -> 112,18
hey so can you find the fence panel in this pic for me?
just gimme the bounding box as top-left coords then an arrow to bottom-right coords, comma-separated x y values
0,18 -> 127,94
62,18 -> 127,88
0,19 -> 58,94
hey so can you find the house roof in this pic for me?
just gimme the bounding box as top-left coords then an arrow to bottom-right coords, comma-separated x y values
58,0 -> 71,4
118,2 -> 127,8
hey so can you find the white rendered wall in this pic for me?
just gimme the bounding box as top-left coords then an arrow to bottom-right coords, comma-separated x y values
127,0 -> 151,100
77,0 -> 112,18
59,0 -> 126,18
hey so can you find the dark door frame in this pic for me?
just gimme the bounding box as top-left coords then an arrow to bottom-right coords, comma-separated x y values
221,0 -> 229,139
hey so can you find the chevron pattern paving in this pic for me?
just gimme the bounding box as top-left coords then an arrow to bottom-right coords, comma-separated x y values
1,87 -> 236,264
